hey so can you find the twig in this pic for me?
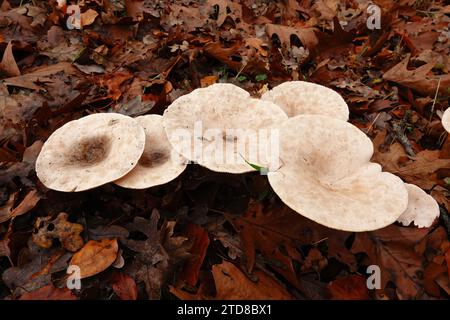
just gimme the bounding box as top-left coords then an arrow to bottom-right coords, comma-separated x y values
392,121 -> 416,157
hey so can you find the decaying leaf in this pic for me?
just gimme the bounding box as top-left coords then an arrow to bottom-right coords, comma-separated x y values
327,275 -> 370,300
70,239 -> 118,279
19,284 -> 77,300
123,210 -> 191,299
32,212 -> 84,252
110,272 -> 138,300
171,261 -> 293,300
351,225 -> 430,299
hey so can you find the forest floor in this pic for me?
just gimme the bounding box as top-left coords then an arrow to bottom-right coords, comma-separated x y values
0,0 -> 450,300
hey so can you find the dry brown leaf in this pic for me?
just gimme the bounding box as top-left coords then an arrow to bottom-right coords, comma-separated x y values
3,62 -> 76,90
80,9 -> 98,27
372,131 -> 450,189
0,41 -> 20,77
19,284 -> 77,300
32,212 -> 84,252
111,272 -> 138,300
70,239 -> 118,279
0,190 -> 40,224
383,54 -> 450,96
266,24 -> 318,49
171,261 -> 293,300
351,225 -> 430,299
327,275 -> 370,300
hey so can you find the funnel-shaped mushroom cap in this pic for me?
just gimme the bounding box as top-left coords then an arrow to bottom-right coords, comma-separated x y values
36,113 -> 145,192
442,108 -> 450,133
397,183 -> 439,228
114,115 -> 187,189
261,81 -> 349,120
268,115 -> 408,232
163,83 -> 288,173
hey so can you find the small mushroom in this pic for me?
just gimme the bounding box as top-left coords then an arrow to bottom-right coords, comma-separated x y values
397,183 -> 440,228
268,114 -> 408,232
114,114 -> 187,189
163,83 -> 288,173
261,81 -> 349,120
36,113 -> 145,192
442,108 -> 450,133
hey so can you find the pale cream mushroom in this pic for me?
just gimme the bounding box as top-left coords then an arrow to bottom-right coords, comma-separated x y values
36,113 -> 145,192
163,83 -> 288,173
261,81 -> 349,120
114,114 -> 187,189
442,108 -> 450,133
268,114 -> 408,232
397,183 -> 440,228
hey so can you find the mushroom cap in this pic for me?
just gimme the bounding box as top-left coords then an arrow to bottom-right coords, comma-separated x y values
268,115 -> 408,232
114,114 -> 187,189
36,113 -> 145,192
261,81 -> 349,120
163,83 -> 288,173
397,183 -> 440,228
442,108 -> 450,133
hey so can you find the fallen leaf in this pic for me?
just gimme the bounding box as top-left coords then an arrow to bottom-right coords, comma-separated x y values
351,225 -> 430,299
70,239 -> 118,279
171,261 -> 293,300
80,9 -> 98,27
0,190 -> 41,224
179,223 -> 210,286
383,54 -> 450,96
3,62 -> 77,90
200,75 -> 218,88
111,272 -> 138,300
32,212 -> 84,252
227,201 -> 355,289
327,275 -> 370,300
0,41 -> 20,76
266,24 -> 318,49
19,284 -> 77,300
123,210 -> 191,299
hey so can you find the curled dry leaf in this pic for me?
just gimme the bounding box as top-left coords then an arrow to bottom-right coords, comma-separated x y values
70,239 -> 119,279
0,41 -> 20,77
32,212 -> 84,252
179,223 -> 210,286
0,189 -> 41,224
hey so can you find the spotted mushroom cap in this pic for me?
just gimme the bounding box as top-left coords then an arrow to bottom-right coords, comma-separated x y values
261,81 -> 349,120
397,183 -> 440,228
114,114 -> 187,189
268,114 -> 408,232
36,113 -> 145,192
162,83 -> 288,173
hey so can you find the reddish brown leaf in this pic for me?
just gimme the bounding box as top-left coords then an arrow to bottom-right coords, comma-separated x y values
179,223 -> 210,286
19,284 -> 77,300
111,272 -> 138,300
171,261 -> 293,300
328,275 -> 370,300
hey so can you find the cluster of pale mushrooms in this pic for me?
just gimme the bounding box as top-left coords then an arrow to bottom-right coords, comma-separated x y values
36,81 -> 441,232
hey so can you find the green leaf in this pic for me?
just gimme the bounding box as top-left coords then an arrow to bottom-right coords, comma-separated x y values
255,74 -> 267,82
444,177 -> 450,186
240,155 -> 268,175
